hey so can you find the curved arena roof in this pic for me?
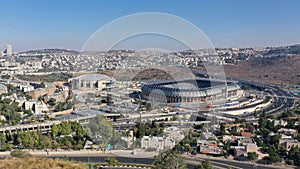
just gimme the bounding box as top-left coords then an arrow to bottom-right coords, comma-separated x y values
71,74 -> 112,81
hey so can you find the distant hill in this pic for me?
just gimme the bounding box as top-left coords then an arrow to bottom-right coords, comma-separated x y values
20,48 -> 79,54
263,44 -> 300,56
195,54 -> 300,85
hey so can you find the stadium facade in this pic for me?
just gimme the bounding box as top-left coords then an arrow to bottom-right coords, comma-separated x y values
141,78 -> 243,103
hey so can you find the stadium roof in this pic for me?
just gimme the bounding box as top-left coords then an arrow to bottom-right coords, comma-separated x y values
70,73 -> 111,81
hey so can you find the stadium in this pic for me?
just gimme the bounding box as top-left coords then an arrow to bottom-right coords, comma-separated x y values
141,78 -> 244,103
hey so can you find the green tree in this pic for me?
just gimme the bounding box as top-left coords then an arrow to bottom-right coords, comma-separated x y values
41,136 -> 52,150
263,146 -> 282,163
47,98 -> 56,107
202,160 -> 213,169
52,141 -> 60,151
125,130 -> 132,138
195,160 -> 213,169
154,150 -> 187,169
258,112 -> 267,128
85,114 -> 113,145
40,82 -> 46,88
60,121 -> 72,135
23,109 -> 33,116
184,144 -> 193,153
269,134 -> 281,145
51,124 -> 59,138
106,157 -> 119,166
220,123 -> 226,136
247,152 -> 258,161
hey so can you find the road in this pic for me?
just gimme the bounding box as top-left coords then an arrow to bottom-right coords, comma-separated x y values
46,155 -> 295,169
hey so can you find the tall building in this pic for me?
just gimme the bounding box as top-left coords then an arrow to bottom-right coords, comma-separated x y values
5,44 -> 12,56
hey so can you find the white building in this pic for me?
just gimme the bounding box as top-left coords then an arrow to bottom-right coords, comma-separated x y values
6,44 -> 12,56
141,136 -> 175,150
24,100 -> 49,114
163,126 -> 184,141
69,73 -> 114,91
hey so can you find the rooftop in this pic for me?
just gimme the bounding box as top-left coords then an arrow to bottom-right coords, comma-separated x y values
70,73 -> 111,81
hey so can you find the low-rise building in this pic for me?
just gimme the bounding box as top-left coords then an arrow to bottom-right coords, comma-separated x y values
28,84 -> 56,99
279,139 -> 300,151
201,132 -> 217,140
18,84 -> 34,92
197,140 -> 224,155
224,135 -> 258,157
69,74 -> 114,91
238,137 -> 258,153
278,128 -> 298,137
24,100 -> 49,114
141,136 -> 175,150
273,119 -> 288,126
163,126 -> 184,141
0,84 -> 8,95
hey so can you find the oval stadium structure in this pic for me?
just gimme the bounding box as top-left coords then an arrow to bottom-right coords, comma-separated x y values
141,78 -> 244,103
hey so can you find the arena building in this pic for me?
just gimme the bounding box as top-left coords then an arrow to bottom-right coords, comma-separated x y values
141,78 -> 243,103
69,74 -> 114,91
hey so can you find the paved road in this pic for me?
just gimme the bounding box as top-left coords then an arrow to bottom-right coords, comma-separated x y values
47,155 -> 295,169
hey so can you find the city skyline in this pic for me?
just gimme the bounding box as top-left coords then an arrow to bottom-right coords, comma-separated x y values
1,0 -> 300,51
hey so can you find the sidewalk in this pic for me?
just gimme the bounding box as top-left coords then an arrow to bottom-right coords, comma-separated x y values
0,149 -> 159,158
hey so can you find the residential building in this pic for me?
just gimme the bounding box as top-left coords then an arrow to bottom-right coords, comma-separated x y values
279,139 -> 300,151
163,126 -> 184,141
197,140 -> 224,155
141,136 -> 175,150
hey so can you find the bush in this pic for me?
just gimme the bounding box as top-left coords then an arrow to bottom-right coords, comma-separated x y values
10,150 -> 32,158
106,157 -> 119,166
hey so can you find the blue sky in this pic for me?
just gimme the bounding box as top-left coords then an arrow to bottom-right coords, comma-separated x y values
1,0 -> 300,51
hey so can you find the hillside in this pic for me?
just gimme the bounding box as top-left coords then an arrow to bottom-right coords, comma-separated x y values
0,157 -> 86,169
194,55 -> 300,85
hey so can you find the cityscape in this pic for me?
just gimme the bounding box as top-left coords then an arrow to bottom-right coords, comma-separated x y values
0,1 -> 300,169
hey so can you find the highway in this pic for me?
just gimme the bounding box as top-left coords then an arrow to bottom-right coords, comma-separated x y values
47,155 -> 293,169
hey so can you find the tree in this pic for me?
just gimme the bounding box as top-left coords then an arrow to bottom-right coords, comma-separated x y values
125,130 -> 132,138
66,142 -> 73,150
23,109 -> 33,116
196,160 -> 213,169
258,112 -> 267,128
154,150 -> 187,169
41,136 -> 52,150
247,152 -> 258,161
47,98 -> 56,107
184,144 -> 193,153
40,82 -> 46,88
51,124 -> 59,138
85,114 -> 113,145
263,146 -> 282,163
269,134 -> 281,145
52,141 -> 59,151
106,157 -> 119,166
171,115 -> 178,121
0,133 -> 6,144
220,123 -> 226,136
201,160 -> 213,169
60,121 -> 72,135
135,122 -> 146,138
